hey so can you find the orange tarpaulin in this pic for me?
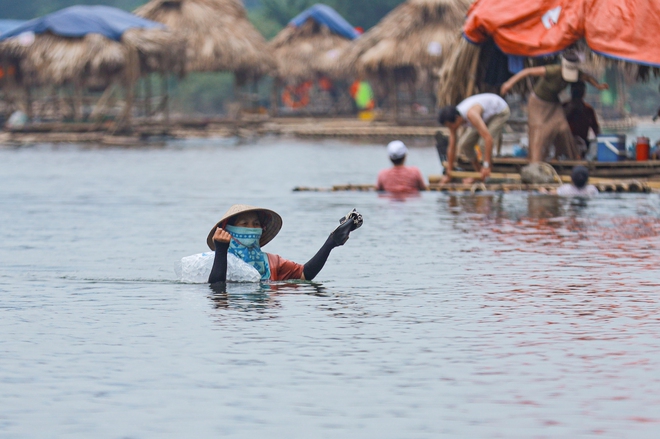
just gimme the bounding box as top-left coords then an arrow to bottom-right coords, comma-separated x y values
586,0 -> 660,67
464,0 -> 660,67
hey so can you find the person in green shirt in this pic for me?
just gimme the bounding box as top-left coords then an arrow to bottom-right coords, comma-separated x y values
501,52 -> 608,163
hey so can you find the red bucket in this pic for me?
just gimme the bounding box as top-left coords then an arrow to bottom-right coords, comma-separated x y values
637,137 -> 650,161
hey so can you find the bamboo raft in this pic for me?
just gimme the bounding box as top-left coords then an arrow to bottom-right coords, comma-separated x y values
293,171 -> 660,193
454,157 -> 660,179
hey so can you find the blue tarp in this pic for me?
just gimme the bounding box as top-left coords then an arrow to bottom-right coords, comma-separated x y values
0,20 -> 26,35
0,6 -> 164,42
289,4 -> 359,40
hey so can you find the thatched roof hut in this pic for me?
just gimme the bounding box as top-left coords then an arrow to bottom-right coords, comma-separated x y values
0,6 -> 185,88
0,6 -> 185,123
135,0 -> 275,83
269,4 -> 358,82
0,28 -> 184,88
340,0 -> 472,83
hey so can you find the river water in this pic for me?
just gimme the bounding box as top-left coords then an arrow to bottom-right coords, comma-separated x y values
1,136 -> 660,438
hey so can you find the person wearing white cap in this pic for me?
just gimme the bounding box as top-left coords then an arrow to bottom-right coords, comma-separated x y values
376,140 -> 427,194
500,52 -> 609,163
438,93 -> 510,183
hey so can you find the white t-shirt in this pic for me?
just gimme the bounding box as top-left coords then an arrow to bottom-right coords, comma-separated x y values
556,184 -> 598,197
457,93 -> 509,127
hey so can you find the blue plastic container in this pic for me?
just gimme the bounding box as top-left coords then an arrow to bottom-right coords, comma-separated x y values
597,134 -> 627,162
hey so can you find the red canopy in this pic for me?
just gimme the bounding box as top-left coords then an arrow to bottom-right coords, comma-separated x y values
464,0 -> 660,67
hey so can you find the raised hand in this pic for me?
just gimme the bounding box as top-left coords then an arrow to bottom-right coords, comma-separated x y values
213,227 -> 231,244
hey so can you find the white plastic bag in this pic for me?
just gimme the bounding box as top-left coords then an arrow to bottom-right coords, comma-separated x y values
174,252 -> 261,283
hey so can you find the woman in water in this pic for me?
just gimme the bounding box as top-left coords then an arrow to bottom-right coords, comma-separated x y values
207,204 -> 361,284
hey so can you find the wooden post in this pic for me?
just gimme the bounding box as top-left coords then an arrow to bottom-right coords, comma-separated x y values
408,80 -> 416,118
252,77 -> 258,112
162,73 -> 169,127
389,71 -> 398,120
615,69 -> 627,116
234,73 -> 243,120
25,86 -> 33,122
117,46 -> 140,130
52,85 -> 60,121
270,78 -> 279,117
1,57 -> 21,118
73,80 -> 83,122
144,74 -> 152,117
90,83 -> 116,122
394,80 -> 399,120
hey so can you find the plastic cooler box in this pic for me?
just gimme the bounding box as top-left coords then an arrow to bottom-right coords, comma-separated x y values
597,134 -> 627,162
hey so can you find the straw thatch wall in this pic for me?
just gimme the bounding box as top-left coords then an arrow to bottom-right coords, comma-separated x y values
0,28 -> 185,88
340,0 -> 472,82
135,0 -> 275,82
269,19 -> 352,82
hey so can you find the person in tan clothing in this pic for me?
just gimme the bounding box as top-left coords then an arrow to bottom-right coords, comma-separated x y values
501,52 -> 608,162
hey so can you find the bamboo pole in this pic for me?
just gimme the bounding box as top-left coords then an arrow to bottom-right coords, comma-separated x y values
73,80 -> 83,122
465,50 -> 480,98
1,57 -> 25,118
251,77 -> 258,112
615,69 -> 627,116
25,86 -> 33,122
270,78 -> 279,117
90,83 -> 117,122
144,74 -> 152,117
117,46 -> 140,129
389,71 -> 398,120
161,73 -> 169,126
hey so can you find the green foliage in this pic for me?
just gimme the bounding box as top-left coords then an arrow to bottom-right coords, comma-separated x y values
247,8 -> 284,40
3,0 -> 405,30
260,0 -> 316,27
2,0 -> 147,19
257,0 -> 404,29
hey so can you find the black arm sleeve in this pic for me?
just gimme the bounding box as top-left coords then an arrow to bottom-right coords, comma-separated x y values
208,241 -> 230,284
303,235 -> 337,281
302,220 -> 354,280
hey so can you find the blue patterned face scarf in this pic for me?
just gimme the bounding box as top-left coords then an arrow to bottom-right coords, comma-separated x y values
225,225 -> 271,280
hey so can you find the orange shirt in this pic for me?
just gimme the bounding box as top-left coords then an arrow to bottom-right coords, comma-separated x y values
267,253 -> 304,281
376,166 -> 426,193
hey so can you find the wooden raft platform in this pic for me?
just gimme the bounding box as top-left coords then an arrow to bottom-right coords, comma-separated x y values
294,173 -> 659,193
455,157 -> 660,179
293,182 -> 653,193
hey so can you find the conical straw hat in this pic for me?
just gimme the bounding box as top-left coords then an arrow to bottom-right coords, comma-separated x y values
207,204 -> 283,250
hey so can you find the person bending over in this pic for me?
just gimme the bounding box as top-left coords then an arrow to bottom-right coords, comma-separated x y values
438,93 -> 510,183
207,204 -> 361,284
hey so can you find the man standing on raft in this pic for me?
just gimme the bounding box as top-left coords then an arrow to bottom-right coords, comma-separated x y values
500,52 -> 608,162
438,93 -> 510,183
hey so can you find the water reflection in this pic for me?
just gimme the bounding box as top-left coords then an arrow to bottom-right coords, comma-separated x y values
208,281 -> 330,311
446,193 -> 591,223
